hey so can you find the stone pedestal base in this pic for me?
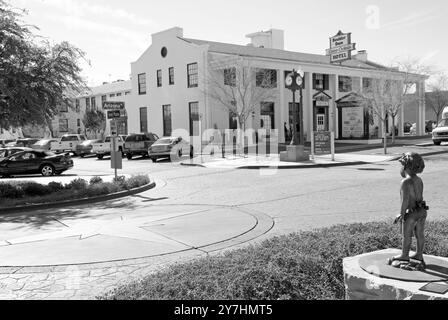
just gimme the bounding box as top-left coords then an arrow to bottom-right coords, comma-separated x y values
280,145 -> 309,162
344,249 -> 448,300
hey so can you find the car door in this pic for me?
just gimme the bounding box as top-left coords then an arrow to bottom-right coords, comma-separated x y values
4,152 -> 29,174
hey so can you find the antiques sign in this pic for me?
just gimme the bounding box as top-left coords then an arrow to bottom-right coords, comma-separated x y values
327,30 -> 356,63
313,131 -> 332,155
342,106 -> 364,138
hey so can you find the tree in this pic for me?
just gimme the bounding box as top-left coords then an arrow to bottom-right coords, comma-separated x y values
205,57 -> 277,151
427,72 -> 448,125
361,58 -> 431,154
82,110 -> 106,139
0,0 -> 87,133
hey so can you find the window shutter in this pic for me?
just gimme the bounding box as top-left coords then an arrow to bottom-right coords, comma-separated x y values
324,75 -> 329,91
312,74 -> 317,90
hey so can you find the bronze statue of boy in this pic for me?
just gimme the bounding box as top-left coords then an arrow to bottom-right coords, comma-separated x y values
388,152 -> 429,271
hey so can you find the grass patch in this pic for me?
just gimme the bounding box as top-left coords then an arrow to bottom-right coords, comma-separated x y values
0,174 -> 151,208
100,219 -> 448,300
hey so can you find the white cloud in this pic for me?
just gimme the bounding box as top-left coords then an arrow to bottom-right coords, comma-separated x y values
381,11 -> 440,30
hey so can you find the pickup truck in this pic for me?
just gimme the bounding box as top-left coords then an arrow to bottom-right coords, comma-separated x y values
91,135 -> 127,159
123,133 -> 159,159
50,134 -> 87,155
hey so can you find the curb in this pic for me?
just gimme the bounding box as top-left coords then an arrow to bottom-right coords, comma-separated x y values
236,161 -> 368,170
0,181 -> 156,215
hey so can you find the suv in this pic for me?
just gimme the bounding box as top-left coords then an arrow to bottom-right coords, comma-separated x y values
432,118 -> 448,145
123,133 -> 159,160
51,134 -> 87,155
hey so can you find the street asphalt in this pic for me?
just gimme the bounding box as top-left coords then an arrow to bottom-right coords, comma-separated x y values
0,138 -> 447,299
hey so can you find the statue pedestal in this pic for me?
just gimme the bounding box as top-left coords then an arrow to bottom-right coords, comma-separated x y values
280,145 -> 309,162
344,249 -> 448,300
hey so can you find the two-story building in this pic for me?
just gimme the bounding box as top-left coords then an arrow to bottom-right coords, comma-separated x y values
130,27 -> 428,144
52,80 -> 132,138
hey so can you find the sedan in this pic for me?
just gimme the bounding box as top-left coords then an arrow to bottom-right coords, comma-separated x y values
6,138 -> 40,148
0,150 -> 74,177
0,147 -> 33,160
148,137 -> 194,162
32,139 -> 58,151
75,139 -> 102,158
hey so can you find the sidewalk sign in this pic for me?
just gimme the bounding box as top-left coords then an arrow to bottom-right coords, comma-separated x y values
312,131 -> 335,161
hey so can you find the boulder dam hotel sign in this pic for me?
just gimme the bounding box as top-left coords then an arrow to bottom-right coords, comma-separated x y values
326,30 -> 356,63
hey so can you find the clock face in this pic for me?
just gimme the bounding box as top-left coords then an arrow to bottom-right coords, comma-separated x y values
285,75 -> 293,86
296,76 -> 303,87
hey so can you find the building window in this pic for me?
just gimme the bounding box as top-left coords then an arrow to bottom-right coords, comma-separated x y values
224,68 -> 236,87
91,97 -> 96,110
229,112 -> 238,130
117,92 -> 122,97
85,98 -> 90,111
139,107 -> 148,133
189,102 -> 199,136
363,78 -> 373,92
75,99 -> 80,113
260,102 -> 275,130
59,103 -> 68,113
138,73 -> 147,95
338,76 -> 352,92
187,63 -> 198,88
110,93 -> 116,98
313,74 -> 329,91
163,105 -> 172,136
59,119 -> 68,132
101,95 -> 107,106
157,69 -> 162,87
77,119 -> 81,127
256,69 -> 277,88
169,67 -> 174,85
284,71 -> 305,89
125,91 -> 131,95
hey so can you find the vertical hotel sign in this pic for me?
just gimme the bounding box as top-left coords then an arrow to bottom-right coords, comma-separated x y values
326,31 -> 356,63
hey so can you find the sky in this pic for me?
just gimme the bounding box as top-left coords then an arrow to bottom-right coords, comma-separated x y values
11,0 -> 448,87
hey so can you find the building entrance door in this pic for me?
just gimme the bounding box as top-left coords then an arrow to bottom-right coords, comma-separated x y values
316,114 -> 326,131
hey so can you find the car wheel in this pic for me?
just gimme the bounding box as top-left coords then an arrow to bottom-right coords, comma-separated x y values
97,155 -> 104,160
434,141 -> 442,146
80,154 -> 85,158
190,146 -> 194,159
40,164 -> 55,177
127,153 -> 133,160
178,149 -> 182,158
151,158 -> 157,163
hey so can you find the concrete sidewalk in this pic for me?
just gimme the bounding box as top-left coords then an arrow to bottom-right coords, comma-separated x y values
183,140 -> 447,169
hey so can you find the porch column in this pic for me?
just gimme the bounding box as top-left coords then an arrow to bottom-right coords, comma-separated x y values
305,72 -> 313,142
330,74 -> 339,138
399,102 -> 405,136
416,81 -> 426,136
279,69 -> 286,143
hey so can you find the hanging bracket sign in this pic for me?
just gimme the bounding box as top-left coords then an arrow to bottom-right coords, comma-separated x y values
327,31 -> 356,63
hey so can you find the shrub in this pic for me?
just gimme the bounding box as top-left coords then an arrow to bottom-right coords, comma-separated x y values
48,181 -> 65,192
100,219 -> 448,300
66,178 -> 88,191
0,183 -> 24,199
87,183 -> 111,197
125,175 -> 150,190
89,176 -> 103,185
21,182 -> 51,197
113,175 -> 126,187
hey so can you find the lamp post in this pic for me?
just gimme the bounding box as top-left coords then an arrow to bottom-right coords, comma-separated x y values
285,69 -> 305,146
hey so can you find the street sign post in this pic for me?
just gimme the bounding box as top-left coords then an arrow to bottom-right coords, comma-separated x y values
111,133 -> 122,179
107,110 -> 121,119
103,101 -> 125,110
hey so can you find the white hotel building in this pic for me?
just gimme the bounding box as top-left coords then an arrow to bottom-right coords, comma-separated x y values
126,27 -> 427,144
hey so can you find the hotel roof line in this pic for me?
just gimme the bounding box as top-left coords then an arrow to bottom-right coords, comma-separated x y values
179,37 -> 428,81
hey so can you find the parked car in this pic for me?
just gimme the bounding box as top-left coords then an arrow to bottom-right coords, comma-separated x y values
123,133 -> 159,160
403,122 -> 412,134
76,139 -> 102,158
426,120 -> 436,133
432,118 -> 448,145
0,147 -> 33,160
31,139 -> 58,152
50,134 -> 87,155
0,139 -> 15,148
91,135 -> 127,160
0,150 -> 73,177
148,136 -> 194,162
5,138 -> 40,148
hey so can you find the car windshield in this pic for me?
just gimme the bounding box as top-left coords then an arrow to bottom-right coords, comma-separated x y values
104,137 -> 111,143
61,136 -> 78,142
438,119 -> 448,127
0,150 -> 7,158
126,135 -> 144,142
156,138 -> 175,145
